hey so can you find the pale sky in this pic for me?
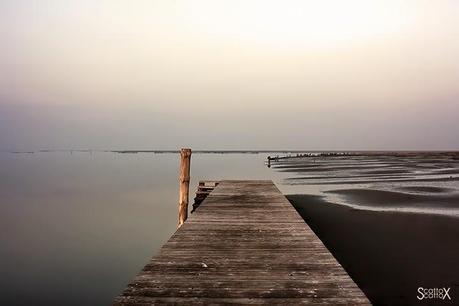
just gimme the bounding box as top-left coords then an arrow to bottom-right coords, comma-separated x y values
1,0 -> 458,150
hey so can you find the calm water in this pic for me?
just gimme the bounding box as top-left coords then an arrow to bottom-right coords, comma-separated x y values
0,152 -> 283,306
2,152 -> 458,305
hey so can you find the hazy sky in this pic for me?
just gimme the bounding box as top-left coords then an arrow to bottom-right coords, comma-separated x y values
1,0 -> 458,150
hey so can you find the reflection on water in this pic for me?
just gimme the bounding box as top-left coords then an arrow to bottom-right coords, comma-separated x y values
278,153 -> 459,306
272,153 -> 459,217
0,152 -> 279,306
2,151 -> 458,305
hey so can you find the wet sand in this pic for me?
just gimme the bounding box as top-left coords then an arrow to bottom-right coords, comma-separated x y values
327,188 -> 459,209
269,152 -> 459,305
288,194 -> 459,306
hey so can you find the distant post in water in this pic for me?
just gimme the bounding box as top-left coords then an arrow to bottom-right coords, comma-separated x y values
178,148 -> 192,227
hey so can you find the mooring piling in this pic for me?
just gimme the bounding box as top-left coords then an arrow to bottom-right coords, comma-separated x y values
178,148 -> 191,227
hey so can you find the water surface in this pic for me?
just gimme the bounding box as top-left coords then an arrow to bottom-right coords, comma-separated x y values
0,152 -> 277,306
2,151 -> 458,305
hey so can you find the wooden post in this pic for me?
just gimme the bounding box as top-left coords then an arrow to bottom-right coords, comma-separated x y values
178,148 -> 192,227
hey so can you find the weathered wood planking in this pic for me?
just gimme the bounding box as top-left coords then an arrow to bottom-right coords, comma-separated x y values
115,180 -> 370,305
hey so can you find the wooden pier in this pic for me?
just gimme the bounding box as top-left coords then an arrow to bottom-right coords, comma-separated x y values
115,180 -> 369,305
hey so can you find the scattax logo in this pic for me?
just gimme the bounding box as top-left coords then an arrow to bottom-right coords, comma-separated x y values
417,287 -> 451,301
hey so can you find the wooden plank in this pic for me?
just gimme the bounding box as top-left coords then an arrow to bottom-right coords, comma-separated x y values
199,180 -> 220,186
115,180 -> 370,305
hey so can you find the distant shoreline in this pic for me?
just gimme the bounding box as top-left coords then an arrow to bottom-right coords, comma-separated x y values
4,149 -> 459,155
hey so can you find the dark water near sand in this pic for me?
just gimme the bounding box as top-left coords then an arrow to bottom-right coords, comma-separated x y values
1,151 -> 458,305
272,153 -> 459,305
